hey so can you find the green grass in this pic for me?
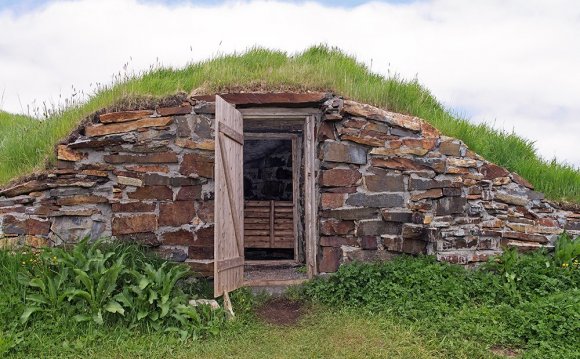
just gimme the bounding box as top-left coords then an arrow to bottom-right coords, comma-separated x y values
2,238 -> 579,358
0,46 -> 578,201
3,308 -> 475,359
303,248 -> 580,359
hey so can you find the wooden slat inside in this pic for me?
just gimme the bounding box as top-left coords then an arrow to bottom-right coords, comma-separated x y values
244,200 -> 295,250
244,223 -> 270,230
244,218 -> 270,224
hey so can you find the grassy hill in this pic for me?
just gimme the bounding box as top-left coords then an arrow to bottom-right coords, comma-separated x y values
0,46 -> 578,202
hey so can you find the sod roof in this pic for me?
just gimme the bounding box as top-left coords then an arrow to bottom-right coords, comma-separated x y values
0,46 -> 578,202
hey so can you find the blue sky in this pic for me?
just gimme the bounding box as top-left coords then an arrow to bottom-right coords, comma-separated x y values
1,0 -> 579,166
0,0 -> 416,12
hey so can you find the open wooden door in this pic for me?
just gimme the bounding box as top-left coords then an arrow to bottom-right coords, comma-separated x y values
214,96 -> 245,298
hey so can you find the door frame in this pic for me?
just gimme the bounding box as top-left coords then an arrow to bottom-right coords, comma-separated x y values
214,105 -> 319,284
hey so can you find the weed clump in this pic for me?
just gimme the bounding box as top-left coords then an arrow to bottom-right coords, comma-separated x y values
304,233 -> 580,358
0,239 -> 227,356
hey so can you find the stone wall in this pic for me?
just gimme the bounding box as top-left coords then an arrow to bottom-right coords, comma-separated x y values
315,98 -> 580,272
0,100 -> 218,275
0,93 -> 578,275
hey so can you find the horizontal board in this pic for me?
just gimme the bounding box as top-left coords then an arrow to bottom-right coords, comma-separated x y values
245,201 -> 270,207
245,212 -> 270,218
273,230 -> 294,236
245,243 -> 294,249
245,229 -> 270,236
274,219 -> 293,224
246,207 -> 270,213
244,218 -> 270,224
274,207 -> 294,213
244,223 -> 270,230
272,224 -> 293,230
274,201 -> 294,207
271,242 -> 294,249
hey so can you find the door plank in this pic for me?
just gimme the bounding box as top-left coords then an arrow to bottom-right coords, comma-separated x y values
214,96 -> 245,298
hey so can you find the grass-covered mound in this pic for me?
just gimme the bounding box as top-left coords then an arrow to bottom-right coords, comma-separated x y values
304,234 -> 580,358
0,46 -> 579,202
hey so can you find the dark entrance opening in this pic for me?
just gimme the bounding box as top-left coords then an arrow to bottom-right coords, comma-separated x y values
243,139 -> 294,261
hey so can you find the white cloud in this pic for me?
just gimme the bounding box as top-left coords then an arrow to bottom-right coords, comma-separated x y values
0,0 -> 579,166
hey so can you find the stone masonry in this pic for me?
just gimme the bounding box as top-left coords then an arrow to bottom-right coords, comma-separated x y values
0,93 -> 578,275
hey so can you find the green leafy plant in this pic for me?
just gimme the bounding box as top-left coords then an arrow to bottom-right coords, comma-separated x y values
12,238 -> 227,338
115,262 -> 190,329
20,265 -> 72,323
554,232 -> 580,269
67,254 -> 127,324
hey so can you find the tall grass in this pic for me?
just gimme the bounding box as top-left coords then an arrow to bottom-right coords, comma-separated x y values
0,46 -> 578,201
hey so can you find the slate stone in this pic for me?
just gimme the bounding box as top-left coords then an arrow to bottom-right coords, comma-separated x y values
381,210 -> 413,223
112,201 -> 156,213
402,223 -> 426,240
435,197 -> 467,215
159,201 -> 196,226
357,220 -> 402,236
390,127 -> 419,138
180,153 -> 214,178
195,227 -> 214,247
409,177 -> 455,191
104,152 -> 178,164
320,219 -> 355,235
99,110 -> 153,123
128,186 -> 173,200
321,141 -> 367,165
364,168 -> 405,192
480,163 -> 509,180
319,236 -> 358,247
565,220 -> 580,231
112,214 -> 157,235
49,187 -> 91,197
188,246 -> 214,260
346,193 -> 404,208
319,247 -> 342,273
321,208 -> 378,220
157,105 -> 192,117
320,193 -> 346,209
176,186 -> 203,201
196,201 -> 214,222
320,168 -> 362,187
439,141 -> 461,156
442,187 -> 462,197
161,229 -> 195,245
360,236 -> 378,250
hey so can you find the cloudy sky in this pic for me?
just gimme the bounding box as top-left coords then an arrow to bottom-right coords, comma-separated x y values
0,0 -> 579,167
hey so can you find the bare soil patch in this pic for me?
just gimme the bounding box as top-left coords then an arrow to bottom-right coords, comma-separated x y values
490,346 -> 521,358
255,298 -> 306,326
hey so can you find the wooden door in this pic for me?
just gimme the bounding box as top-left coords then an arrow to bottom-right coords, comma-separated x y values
214,96 -> 245,298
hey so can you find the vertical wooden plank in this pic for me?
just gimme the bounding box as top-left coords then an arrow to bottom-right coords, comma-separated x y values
269,200 -> 275,247
304,115 -> 318,278
214,96 -> 245,298
292,136 -> 299,262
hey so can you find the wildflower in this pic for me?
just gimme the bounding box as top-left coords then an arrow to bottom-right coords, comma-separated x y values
562,263 -> 569,268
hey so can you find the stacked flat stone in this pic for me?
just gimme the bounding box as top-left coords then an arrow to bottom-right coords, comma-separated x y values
0,94 -> 578,274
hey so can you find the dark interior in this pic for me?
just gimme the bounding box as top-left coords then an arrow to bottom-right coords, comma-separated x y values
244,139 -> 294,260
243,139 -> 293,201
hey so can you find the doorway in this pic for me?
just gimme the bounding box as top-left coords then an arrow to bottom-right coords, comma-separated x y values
242,134 -> 302,264
213,97 -> 319,296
